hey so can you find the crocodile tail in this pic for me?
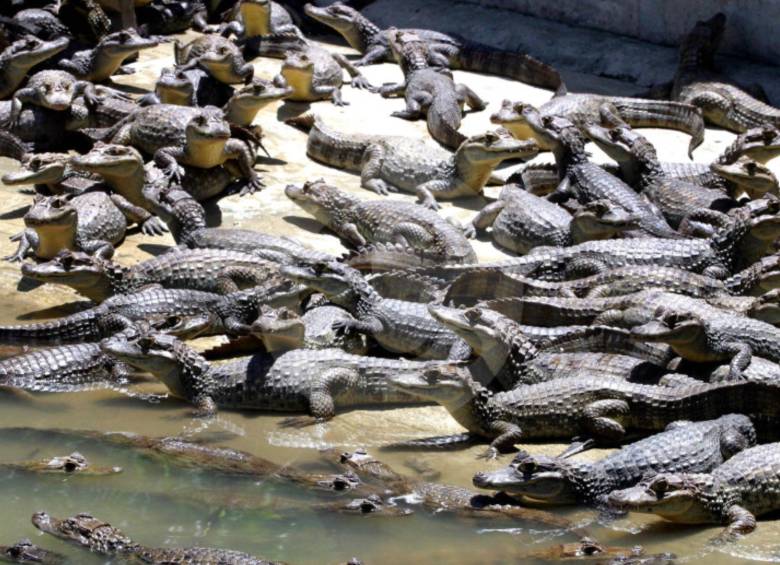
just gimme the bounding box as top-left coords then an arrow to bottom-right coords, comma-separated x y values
427,96 -> 466,149
612,99 -> 705,158
0,130 -> 31,162
284,113 -> 317,132
381,433 -> 478,451
445,270 -> 535,306
345,243 -> 452,272
458,45 -> 565,91
0,310 -> 100,345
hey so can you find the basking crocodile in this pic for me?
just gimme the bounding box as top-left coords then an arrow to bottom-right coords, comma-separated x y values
607,442 -> 780,542
473,414 -> 756,506
96,105 -> 263,192
281,261 -> 471,360
5,69 -> 98,128
671,13 -> 780,133
140,65 -> 235,107
174,34 -> 254,84
58,30 -> 159,82
285,179 -> 476,264
711,156 -> 778,200
387,366 -> 777,457
380,29 -> 485,149
1,152 -> 100,195
287,113 -> 537,209
303,2 -> 564,90
223,76 -> 292,125
147,186 -> 333,265
6,192 -> 128,261
492,96 -> 704,158
32,512 -> 282,564
21,248 -> 283,302
100,327 -> 452,417
632,308 -> 780,380
467,187 -> 637,254
0,540 -> 64,564
716,124 -> 780,165
0,36 -> 68,99
0,452 -> 122,476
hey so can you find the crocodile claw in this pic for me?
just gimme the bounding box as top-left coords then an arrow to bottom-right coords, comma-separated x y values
141,216 -> 169,236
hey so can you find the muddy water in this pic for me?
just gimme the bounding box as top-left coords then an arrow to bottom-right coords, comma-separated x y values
0,34 -> 775,564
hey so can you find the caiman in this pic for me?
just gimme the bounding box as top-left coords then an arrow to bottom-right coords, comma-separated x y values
467,187 -> 637,254
223,76 -> 292,125
174,34 -> 254,84
0,540 -> 64,564
473,414 -> 756,506
0,36 -> 68,99
0,452 -> 122,476
671,13 -> 780,133
96,104 -> 263,193
1,152 -> 101,195
711,156 -> 778,200
285,179 -> 476,265
608,442 -> 780,543
287,113 -> 538,209
32,512 -> 282,564
381,29 -> 486,149
6,192 -> 127,261
387,365 -> 779,457
100,326 -> 455,417
491,96 -> 704,158
148,185 -> 335,264
281,261 -> 472,360
21,248 -> 284,302
5,69 -> 98,129
58,29 -> 159,82
303,2 -> 564,90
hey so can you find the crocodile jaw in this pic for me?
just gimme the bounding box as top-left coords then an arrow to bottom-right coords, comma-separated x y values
2,163 -> 65,185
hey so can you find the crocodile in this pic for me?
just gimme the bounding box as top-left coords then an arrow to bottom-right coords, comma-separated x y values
6,192 -> 128,261
711,156 -> 778,200
223,76 -> 292,125
732,210 -> 780,271
95,104 -> 263,193
0,99 -> 75,153
250,304 -> 367,354
6,9 -> 71,41
473,414 -> 756,506
467,187 -> 638,254
0,36 -> 67,98
285,179 -> 476,264
0,452 -> 122,476
136,0 -> 199,36
220,0 -> 301,39
0,129 -> 29,162
1,152 -> 101,195
65,85 -> 138,131
0,540 -> 64,564
387,366 -> 779,457
632,308 -> 780,380
100,326 -> 453,416
58,0 -> 112,44
671,13 -> 780,133
607,442 -> 780,543
140,65 -> 235,107
21,248 -> 284,302
287,113 -> 538,209
5,69 -> 98,129
716,124 -> 780,165
525,539 -> 674,564
303,2 -> 564,90
585,122 -> 734,227
281,261 -> 471,360
491,96 -> 704,158
174,34 -> 254,84
380,29 -> 486,149
58,30 -> 159,82
32,512 -> 282,564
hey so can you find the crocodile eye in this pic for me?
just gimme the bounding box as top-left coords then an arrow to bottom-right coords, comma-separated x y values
137,335 -> 155,351
518,460 -> 537,474
746,162 -> 758,175
64,461 -> 78,472
464,309 -> 482,323
651,477 -> 669,495
359,500 -> 377,513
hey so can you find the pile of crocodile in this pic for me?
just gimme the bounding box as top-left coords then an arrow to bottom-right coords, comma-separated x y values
1,1 -> 780,563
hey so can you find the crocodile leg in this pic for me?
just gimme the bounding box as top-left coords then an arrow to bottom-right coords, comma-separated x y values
214,267 -> 269,294
5,229 -> 38,262
354,45 -> 388,67
456,83 -> 486,112
78,239 -> 116,260
153,146 -> 186,182
724,341 -> 752,380
313,84 -> 347,106
109,194 -> 167,236
415,179 -> 450,210
393,93 -> 429,120
333,53 -> 374,91
582,399 -> 630,442
468,200 -> 505,237
717,505 -> 757,543
391,222 -> 435,249
339,223 -> 367,247
481,420 -> 525,459
224,139 -> 263,193
279,368 -> 361,428
360,144 -> 398,195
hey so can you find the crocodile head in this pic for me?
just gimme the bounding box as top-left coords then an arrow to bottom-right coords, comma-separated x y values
721,125 -> 780,165
459,131 -> 539,164
31,512 -> 136,555
281,52 -> 316,91
338,448 -> 404,483
0,539 -> 64,565
23,452 -> 122,475
155,66 -> 195,105
607,473 -> 714,523
25,70 -> 80,111
250,305 -> 305,351
280,260 -> 358,298
70,143 -> 144,179
24,195 -> 78,255
583,122 -> 634,163
98,29 -> 158,59
2,153 -> 69,186
198,41 -> 252,84
526,538 -> 648,562
304,3 -> 362,40
185,107 -> 232,147
711,157 -> 778,198
284,179 -> 358,229
387,364 -> 474,409
490,100 -> 555,150
631,312 -> 711,361
570,200 -> 639,240
473,452 -> 580,504
753,255 -> 780,294
4,36 -> 69,71
21,250 -> 116,302
747,212 -> 780,244
226,77 -> 292,122
331,494 -> 413,517
747,289 -> 780,325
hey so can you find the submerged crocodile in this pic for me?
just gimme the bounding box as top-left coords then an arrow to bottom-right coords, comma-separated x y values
0,36 -> 68,99
0,452 -> 122,476
473,415 -> 756,506
174,33 -> 254,84
608,442 -> 780,543
671,13 -> 780,133
380,29 -> 485,149
281,261 -> 471,360
303,2 -> 563,90
468,187 -> 637,254
287,113 -> 537,209
58,30 -> 159,82
7,192 -> 128,261
32,512 -> 281,564
0,540 -> 64,564
101,327 -> 453,417
21,248 -> 283,302
285,179 -> 476,265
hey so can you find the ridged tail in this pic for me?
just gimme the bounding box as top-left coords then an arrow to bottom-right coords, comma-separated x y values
381,433 -> 478,451
457,45 -> 564,91
0,310 -> 100,345
0,130 -> 31,162
345,242 -> 462,272
445,271 -> 548,306
286,113 -> 371,171
428,96 -> 466,149
613,98 -> 705,158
